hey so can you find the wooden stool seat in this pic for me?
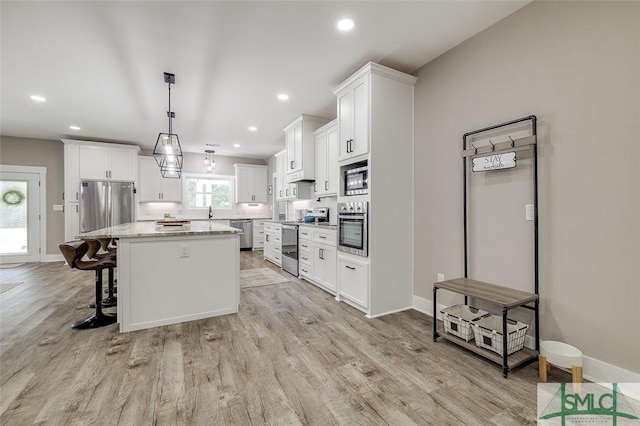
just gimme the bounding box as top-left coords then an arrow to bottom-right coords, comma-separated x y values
59,240 -> 117,329
85,239 -> 117,307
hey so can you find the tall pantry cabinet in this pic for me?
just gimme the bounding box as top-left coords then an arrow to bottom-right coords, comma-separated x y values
333,62 -> 417,318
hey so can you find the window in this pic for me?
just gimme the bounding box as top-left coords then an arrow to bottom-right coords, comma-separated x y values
185,175 -> 233,209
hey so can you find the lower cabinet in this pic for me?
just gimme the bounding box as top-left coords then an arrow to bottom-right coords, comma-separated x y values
337,254 -> 369,309
264,222 -> 282,266
64,202 -> 80,242
253,220 -> 265,250
298,226 -> 337,294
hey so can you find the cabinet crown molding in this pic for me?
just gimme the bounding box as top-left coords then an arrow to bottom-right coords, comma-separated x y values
61,139 -> 141,152
313,119 -> 338,135
283,114 -> 330,132
333,62 -> 417,96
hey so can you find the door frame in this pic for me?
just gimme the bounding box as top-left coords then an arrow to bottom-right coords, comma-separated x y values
0,165 -> 47,262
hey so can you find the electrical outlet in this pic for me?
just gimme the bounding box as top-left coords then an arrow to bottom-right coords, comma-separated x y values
437,273 -> 445,282
179,244 -> 189,258
525,204 -> 534,221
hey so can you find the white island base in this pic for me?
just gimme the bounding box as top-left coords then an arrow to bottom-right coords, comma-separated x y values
118,233 -> 239,332
78,221 -> 240,333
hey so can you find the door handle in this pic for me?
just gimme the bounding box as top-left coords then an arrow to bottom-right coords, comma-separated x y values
290,160 -> 294,169
314,182 -> 317,192
345,265 -> 356,270
293,187 -> 297,196
286,189 -> 289,196
325,181 -> 328,191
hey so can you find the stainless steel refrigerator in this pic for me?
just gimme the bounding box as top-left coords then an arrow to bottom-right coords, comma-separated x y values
80,181 -> 135,232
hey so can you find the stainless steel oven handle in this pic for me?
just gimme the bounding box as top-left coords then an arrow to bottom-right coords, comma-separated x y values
338,214 -> 366,220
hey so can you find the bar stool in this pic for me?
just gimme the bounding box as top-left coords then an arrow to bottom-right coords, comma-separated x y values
86,239 -> 117,307
59,240 -> 117,329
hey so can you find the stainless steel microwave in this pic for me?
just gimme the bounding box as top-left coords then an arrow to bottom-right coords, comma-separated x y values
344,165 -> 368,196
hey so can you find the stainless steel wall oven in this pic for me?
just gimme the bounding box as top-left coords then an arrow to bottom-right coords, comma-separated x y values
337,202 -> 368,257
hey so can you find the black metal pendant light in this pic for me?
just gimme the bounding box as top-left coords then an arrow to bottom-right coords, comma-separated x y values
153,72 -> 183,178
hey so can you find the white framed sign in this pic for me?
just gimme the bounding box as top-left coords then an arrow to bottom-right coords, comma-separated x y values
472,151 -> 517,172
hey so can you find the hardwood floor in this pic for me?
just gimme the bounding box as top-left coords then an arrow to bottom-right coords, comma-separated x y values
1,251 -> 570,425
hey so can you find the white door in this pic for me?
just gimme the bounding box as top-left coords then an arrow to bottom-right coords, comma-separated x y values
0,171 -> 41,263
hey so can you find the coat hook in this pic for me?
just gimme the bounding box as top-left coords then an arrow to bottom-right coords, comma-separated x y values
509,135 -> 515,147
489,140 -> 495,151
471,142 -> 478,154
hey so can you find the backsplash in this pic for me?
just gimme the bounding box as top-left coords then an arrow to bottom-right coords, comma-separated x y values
287,197 -> 338,224
138,202 -> 272,220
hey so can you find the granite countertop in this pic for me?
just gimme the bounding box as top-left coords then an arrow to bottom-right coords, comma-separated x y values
77,221 -> 240,239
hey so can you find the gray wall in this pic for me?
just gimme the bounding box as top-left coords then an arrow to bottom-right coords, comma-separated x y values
413,1 -> 639,372
0,136 -> 65,256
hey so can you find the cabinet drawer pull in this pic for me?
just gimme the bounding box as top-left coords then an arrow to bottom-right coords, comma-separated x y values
325,181 -> 328,191
345,265 -> 356,270
318,235 -> 326,239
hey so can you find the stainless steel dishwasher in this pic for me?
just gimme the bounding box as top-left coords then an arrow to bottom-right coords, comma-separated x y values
230,220 -> 253,250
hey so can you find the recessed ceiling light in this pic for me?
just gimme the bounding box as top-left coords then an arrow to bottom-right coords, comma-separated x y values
30,95 -> 46,102
233,143 -> 240,148
248,126 -> 257,132
69,125 -> 81,131
337,18 -> 355,32
277,93 -> 289,101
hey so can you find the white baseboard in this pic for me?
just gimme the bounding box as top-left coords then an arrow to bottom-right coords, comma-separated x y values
366,305 -> 413,319
412,294 -> 639,383
42,254 -> 64,262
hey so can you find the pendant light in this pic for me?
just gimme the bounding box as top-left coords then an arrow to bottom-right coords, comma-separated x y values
203,150 -> 216,172
153,72 -> 183,178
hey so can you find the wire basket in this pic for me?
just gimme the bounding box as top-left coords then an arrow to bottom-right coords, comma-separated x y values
440,304 -> 489,342
471,314 -> 529,356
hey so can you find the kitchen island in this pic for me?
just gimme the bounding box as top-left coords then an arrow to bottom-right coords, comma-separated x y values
79,221 -> 240,332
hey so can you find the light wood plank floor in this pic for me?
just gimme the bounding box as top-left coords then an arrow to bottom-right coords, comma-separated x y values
1,251 -> 570,425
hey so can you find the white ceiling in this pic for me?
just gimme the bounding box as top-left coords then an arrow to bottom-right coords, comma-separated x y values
1,1 -> 528,160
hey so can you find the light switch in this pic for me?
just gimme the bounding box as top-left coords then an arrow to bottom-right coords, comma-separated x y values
437,273 -> 445,282
53,204 -> 64,211
179,244 -> 190,258
525,204 -> 534,221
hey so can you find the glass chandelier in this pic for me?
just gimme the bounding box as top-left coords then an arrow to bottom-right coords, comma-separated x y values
153,72 -> 183,178
203,150 -> 216,172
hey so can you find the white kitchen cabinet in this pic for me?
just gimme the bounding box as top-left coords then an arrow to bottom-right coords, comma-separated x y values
234,164 -> 268,203
275,150 -> 314,201
314,120 -> 338,197
78,144 -> 138,181
252,220 -> 265,250
337,254 -> 369,309
298,226 -> 337,294
64,202 -> 80,242
336,74 -> 369,162
283,115 -> 329,182
333,62 -> 417,318
264,222 -> 282,266
138,156 -> 182,202
64,143 -> 80,202
312,244 -> 337,293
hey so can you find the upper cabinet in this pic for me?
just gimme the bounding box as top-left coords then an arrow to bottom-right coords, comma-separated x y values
62,139 -> 140,196
64,143 -> 80,202
61,140 -> 140,181
234,164 -> 268,203
275,150 -> 313,201
314,120 -> 339,198
335,74 -> 370,162
283,114 -> 329,183
138,156 -> 182,202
